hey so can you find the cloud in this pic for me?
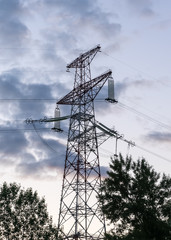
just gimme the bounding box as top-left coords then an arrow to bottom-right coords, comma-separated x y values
0,0 -> 122,77
16,135 -> 67,179
0,127 -> 34,171
93,76 -> 151,115
0,69 -> 71,120
0,19 -> 29,44
145,131 -> 171,144
0,71 -> 47,119
127,0 -> 155,18
100,165 -> 109,177
94,75 -> 156,118
38,44 -> 67,71
40,0 -> 121,49
0,66 -> 69,180
0,131 -> 28,156
0,72 -> 22,98
0,123 -> 67,179
0,0 -> 30,46
1,0 -> 167,185
114,77 -> 152,99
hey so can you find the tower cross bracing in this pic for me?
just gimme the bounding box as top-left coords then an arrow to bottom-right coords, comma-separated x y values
57,45 -> 111,240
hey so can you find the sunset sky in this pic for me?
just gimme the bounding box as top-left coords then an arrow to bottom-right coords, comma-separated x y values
0,0 -> 171,223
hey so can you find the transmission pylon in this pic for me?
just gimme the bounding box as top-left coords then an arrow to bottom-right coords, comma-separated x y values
57,45 -> 112,240
24,45 -> 134,240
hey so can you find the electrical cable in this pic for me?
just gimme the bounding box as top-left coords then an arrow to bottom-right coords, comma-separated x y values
0,47 -> 63,50
0,127 -> 52,132
136,144 -> 171,164
32,122 -> 65,154
0,99 -> 58,101
0,98 -> 105,101
0,48 -> 170,167
101,51 -> 159,81
1,70 -> 65,74
1,119 -> 169,165
100,142 -> 171,164
0,71 -> 170,164
0,98 -> 170,131
117,101 -> 171,131
120,98 -> 171,123
101,50 -> 171,124
1,99 -> 171,135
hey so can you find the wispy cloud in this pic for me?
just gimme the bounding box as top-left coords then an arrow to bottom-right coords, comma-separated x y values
127,0 -> 155,18
0,0 -> 30,50
0,0 -> 170,183
115,77 -> 153,99
145,131 -> 171,144
16,135 -> 66,179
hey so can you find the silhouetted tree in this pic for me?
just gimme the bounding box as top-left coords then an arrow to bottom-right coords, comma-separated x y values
0,182 -> 60,240
99,154 -> 171,240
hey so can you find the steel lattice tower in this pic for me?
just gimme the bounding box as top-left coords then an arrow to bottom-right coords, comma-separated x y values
57,45 -> 112,240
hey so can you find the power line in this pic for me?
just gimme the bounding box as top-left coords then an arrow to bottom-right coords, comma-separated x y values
0,99 -> 171,131
0,98 -> 105,101
101,51 -> 158,81
100,143 -> 171,164
32,122 -> 64,154
0,127 -> 52,132
0,70 -> 65,73
1,118 -> 170,165
0,99 -> 58,101
32,124 -> 171,165
136,144 -> 171,164
121,98 -> 171,123
0,47 -> 63,50
117,101 -> 171,131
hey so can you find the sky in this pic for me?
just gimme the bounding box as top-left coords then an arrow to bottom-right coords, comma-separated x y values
0,0 -> 171,224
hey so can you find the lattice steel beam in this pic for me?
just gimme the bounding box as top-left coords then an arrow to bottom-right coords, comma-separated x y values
57,70 -> 112,105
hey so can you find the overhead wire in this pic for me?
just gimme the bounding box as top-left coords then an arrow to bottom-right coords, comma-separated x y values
0,48 -> 169,130
135,144 -> 171,164
99,139 -> 171,164
30,124 -> 171,165
0,99 -> 58,101
117,101 -> 171,131
0,99 -> 171,132
0,49 -> 170,165
32,122 -> 63,154
101,50 -> 158,80
0,67 -> 66,74
120,98 -> 171,123
1,97 -> 171,131
0,47 -> 64,50
0,115 -> 170,165
0,98 -> 105,101
0,127 -> 52,132
0,98 -> 171,131
101,50 -> 171,126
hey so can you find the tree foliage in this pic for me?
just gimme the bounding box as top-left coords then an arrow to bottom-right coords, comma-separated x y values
99,154 -> 171,240
0,182 -> 59,240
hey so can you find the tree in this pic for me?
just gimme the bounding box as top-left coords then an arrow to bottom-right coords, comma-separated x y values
99,154 -> 171,240
0,182 -> 60,240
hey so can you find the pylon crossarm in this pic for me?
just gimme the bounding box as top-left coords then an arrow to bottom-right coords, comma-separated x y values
94,123 -> 114,137
94,120 -> 135,147
57,70 -> 112,105
67,45 -> 101,69
25,115 -> 71,124
43,115 -> 71,122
